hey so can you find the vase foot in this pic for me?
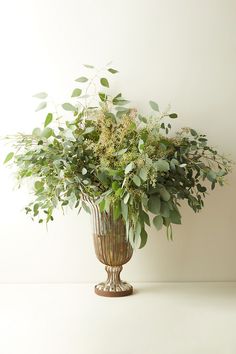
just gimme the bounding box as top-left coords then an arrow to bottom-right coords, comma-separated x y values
94,265 -> 133,297
95,282 -> 133,297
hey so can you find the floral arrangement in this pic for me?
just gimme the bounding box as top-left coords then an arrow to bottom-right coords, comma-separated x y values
4,64 -> 232,248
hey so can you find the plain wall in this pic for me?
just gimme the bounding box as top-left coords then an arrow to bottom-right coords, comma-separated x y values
0,0 -> 235,283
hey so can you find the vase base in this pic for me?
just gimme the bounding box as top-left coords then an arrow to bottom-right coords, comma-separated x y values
94,283 -> 133,297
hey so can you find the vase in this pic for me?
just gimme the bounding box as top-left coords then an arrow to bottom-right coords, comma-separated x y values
85,197 -> 133,297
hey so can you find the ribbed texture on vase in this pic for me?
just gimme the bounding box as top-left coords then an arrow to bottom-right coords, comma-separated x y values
83,195 -> 133,297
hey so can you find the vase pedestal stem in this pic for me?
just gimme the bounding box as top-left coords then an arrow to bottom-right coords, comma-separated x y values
95,265 -> 133,297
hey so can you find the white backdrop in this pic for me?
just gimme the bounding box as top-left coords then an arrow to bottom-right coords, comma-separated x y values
0,0 -> 235,283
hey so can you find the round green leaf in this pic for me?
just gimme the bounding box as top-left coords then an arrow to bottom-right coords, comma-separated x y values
149,100 -> 159,112
139,167 -> 148,181
153,215 -> 163,231
132,175 -> 141,186
160,188 -> 171,201
44,113 -> 53,127
34,181 -> 44,191
108,68 -> 118,74
75,77 -> 88,83
169,210 -> 181,224
83,64 -> 94,69
42,127 -> 53,139
71,88 -> 82,97
32,128 -> 41,137
3,152 -> 14,164
100,78 -> 109,88
62,103 -> 77,112
148,194 -> 161,214
35,101 -> 47,112
33,92 -> 48,99
125,162 -> 135,175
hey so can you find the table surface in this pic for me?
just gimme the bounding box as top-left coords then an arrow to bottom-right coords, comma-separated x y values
0,282 -> 235,354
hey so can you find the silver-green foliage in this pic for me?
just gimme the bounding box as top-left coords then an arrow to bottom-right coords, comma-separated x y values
3,64 -> 232,248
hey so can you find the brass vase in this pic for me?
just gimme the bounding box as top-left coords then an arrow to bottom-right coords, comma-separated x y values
85,197 -> 133,297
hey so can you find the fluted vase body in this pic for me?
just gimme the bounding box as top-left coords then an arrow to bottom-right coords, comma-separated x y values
86,198 -> 133,297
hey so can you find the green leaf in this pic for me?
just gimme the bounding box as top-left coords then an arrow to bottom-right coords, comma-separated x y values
62,103 -> 77,112
135,221 -> 142,240
100,78 -> 109,88
139,229 -> 148,249
125,162 -> 135,175
154,159 -> 169,172
98,92 -> 107,102
35,101 -> 47,112
113,98 -> 129,106
44,113 -> 53,127
99,199 -> 106,212
3,152 -> 14,164
160,188 -> 171,201
141,210 -> 150,226
115,188 -> 123,197
82,201 -> 91,214
124,193 -> 130,204
71,88 -> 82,97
138,139 -> 144,152
34,181 -> 44,191
42,127 -> 53,139
33,92 -> 48,99
139,167 -> 148,181
169,113 -> 178,119
75,76 -> 88,83
160,202 -> 170,218
114,202 -> 121,220
82,168 -> 87,175
112,181 -> 119,191
207,170 -> 217,182
132,175 -> 141,186
169,210 -> 181,224
33,203 -> 39,216
115,148 -> 127,156
108,68 -> 118,74
148,194 -> 161,214
149,100 -> 159,112
83,127 -> 94,134
83,64 -> 94,69
121,201 -> 128,221
32,128 -> 41,137
190,129 -> 198,137
197,184 -> 207,193
153,215 -> 163,231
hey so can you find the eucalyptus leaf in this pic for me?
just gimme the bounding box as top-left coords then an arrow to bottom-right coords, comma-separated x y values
35,101 -> 47,112
75,77 -> 88,83
160,188 -> 171,201
125,162 -> 135,175
44,113 -> 53,127
139,229 -> 148,249
33,92 -> 48,99
71,88 -> 82,97
108,68 -> 118,74
3,152 -> 14,164
149,100 -> 159,112
148,194 -> 161,214
153,215 -> 163,230
62,103 -> 77,112
83,64 -> 94,68
132,175 -> 141,186
100,78 -> 109,88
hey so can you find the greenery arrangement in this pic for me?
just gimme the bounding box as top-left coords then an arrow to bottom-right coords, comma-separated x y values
4,64 -> 232,248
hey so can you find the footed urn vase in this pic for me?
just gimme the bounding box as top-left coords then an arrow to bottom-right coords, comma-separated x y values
85,197 -> 133,297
